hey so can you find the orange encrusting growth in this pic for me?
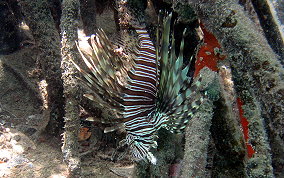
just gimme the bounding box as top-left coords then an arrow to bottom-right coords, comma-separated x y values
194,24 -> 255,158
237,97 -> 255,158
194,24 -> 226,77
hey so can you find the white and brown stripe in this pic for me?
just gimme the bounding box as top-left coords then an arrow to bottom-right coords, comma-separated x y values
120,28 -> 162,163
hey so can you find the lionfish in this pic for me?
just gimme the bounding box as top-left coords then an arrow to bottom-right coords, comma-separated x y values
73,13 -> 204,164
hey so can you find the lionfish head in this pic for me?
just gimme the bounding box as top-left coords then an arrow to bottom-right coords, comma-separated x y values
112,133 -> 158,164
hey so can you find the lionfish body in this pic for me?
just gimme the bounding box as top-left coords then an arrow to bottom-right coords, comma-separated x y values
75,14 -> 204,164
